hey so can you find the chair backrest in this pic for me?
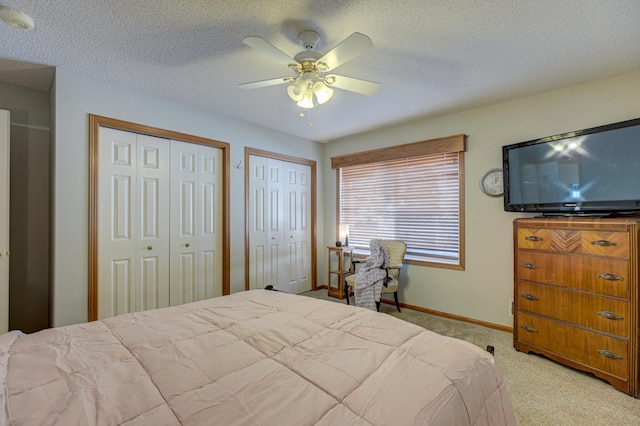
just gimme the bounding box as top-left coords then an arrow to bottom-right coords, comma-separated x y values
379,240 -> 407,280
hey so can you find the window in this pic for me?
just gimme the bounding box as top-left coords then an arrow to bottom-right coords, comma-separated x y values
331,134 -> 466,269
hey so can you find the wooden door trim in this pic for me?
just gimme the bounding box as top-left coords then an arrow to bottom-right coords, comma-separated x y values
244,147 -> 318,291
88,114 -> 231,321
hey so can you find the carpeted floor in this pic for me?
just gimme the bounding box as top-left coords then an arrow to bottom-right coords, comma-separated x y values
302,290 -> 640,425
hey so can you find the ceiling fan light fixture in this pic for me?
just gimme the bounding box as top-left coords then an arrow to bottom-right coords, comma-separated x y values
287,79 -> 306,102
296,89 -> 315,109
0,6 -> 34,31
313,81 -> 333,105
239,30 -> 379,115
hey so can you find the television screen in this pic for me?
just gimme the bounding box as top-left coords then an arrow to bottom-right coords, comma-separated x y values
503,117 -> 640,215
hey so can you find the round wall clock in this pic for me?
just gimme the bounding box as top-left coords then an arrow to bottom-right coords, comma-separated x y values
480,168 -> 504,197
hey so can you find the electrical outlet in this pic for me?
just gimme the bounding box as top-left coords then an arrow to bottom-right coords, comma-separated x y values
509,299 -> 514,317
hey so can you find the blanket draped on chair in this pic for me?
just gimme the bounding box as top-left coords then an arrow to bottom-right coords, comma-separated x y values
354,239 -> 389,311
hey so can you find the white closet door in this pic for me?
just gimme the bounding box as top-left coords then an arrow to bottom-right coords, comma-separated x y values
248,156 -> 284,289
170,141 -> 222,305
136,134 -> 171,311
98,130 -> 222,318
248,155 -> 268,289
282,162 -> 312,294
248,155 -> 311,293
170,141 -> 198,305
0,110 -> 9,333
97,128 -> 170,319
98,127 -> 137,318
196,144 -> 222,300
266,158 -> 284,288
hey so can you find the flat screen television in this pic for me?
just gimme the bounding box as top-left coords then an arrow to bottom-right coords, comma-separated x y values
503,117 -> 640,216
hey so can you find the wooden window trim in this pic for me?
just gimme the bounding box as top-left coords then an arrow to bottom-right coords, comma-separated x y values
332,134 -> 466,270
331,134 -> 466,169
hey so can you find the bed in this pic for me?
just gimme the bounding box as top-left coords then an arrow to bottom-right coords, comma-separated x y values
0,290 -> 515,425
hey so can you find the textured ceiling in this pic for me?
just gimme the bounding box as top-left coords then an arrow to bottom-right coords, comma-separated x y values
0,1 -> 639,142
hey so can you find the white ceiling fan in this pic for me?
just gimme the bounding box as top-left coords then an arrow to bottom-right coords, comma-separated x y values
239,30 -> 380,109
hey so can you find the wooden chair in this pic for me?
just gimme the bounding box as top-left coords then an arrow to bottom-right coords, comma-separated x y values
344,239 -> 406,312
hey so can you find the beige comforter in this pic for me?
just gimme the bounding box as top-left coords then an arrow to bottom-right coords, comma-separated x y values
0,290 -> 515,425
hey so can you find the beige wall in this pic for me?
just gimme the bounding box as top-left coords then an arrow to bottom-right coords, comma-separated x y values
323,71 -> 640,328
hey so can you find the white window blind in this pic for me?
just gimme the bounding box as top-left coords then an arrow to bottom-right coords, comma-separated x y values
339,152 -> 462,266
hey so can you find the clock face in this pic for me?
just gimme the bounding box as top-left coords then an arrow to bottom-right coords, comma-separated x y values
480,169 -> 504,196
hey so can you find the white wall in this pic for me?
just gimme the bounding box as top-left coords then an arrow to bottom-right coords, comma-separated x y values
323,71 -> 640,328
52,69 -> 324,327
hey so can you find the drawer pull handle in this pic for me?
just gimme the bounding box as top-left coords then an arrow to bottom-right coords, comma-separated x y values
591,239 -> 617,247
596,273 -> 623,281
521,325 -> 538,333
596,349 -> 623,360
525,236 -> 543,242
522,262 -> 538,269
598,311 -> 624,320
521,293 -> 539,301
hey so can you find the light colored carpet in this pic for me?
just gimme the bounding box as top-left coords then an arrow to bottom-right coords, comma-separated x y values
302,290 -> 640,425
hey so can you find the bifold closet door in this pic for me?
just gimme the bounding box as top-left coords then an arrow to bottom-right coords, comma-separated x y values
283,161 -> 312,294
248,155 -> 311,294
169,141 -> 222,305
97,128 -> 170,319
249,156 -> 283,290
98,128 -> 223,319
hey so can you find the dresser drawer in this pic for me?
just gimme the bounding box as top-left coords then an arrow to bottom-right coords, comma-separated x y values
516,312 -> 628,379
517,281 -> 629,337
516,251 -> 629,298
517,228 -> 629,258
517,228 -> 554,251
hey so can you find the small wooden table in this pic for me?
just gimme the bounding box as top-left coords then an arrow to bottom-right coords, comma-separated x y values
327,245 -> 353,299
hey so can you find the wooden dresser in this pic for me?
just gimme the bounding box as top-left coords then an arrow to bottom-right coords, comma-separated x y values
513,217 -> 639,397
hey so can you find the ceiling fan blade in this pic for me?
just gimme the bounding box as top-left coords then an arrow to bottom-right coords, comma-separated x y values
238,77 -> 293,90
242,36 -> 297,67
326,75 -> 380,96
318,32 -> 374,71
